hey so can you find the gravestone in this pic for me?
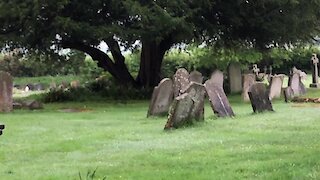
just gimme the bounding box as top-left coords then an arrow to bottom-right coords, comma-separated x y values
0,124 -> 4,136
147,78 -> 174,117
173,68 -> 190,97
0,72 -> 13,112
248,82 -> 274,113
210,70 -> 224,87
205,80 -> 235,117
70,80 -> 80,88
189,70 -> 203,84
283,87 -> 294,103
242,74 -> 256,102
228,62 -> 242,93
34,83 -> 45,91
289,72 -> 306,96
310,54 -> 320,88
164,82 -> 205,129
269,74 -> 285,100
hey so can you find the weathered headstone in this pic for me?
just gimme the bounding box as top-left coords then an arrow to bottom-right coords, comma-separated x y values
248,82 -> 274,113
268,74 -> 285,100
0,72 -> 13,112
34,83 -> 45,91
189,70 -> 203,84
289,72 -> 306,96
310,54 -> 320,88
147,78 -> 174,117
0,124 -> 5,136
205,80 -> 235,117
173,68 -> 190,97
228,62 -> 242,93
164,82 -> 205,129
210,70 -> 224,87
242,74 -> 256,102
283,87 -> 294,103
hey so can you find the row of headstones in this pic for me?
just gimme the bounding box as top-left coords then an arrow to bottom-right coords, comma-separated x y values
148,67 -> 308,129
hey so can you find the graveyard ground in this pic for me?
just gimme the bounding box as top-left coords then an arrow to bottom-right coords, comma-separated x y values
1,89 -> 320,179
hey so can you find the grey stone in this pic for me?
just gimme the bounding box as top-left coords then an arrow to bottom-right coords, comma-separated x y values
289,72 -> 306,96
173,68 -> 190,97
205,80 -> 235,117
0,71 -> 13,112
34,83 -> 46,91
310,54 -> 320,88
147,78 -> 174,117
228,62 -> 242,93
242,74 -> 256,102
22,100 -> 44,110
283,87 -> 294,103
248,82 -> 274,113
269,74 -> 285,100
210,70 -> 224,87
189,70 -> 203,84
164,82 -> 205,129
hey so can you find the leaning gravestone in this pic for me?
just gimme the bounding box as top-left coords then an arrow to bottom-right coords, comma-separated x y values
269,74 -> 285,100
189,70 -> 203,84
147,78 -> 174,117
242,74 -> 256,102
164,82 -> 206,129
228,62 -> 242,93
0,72 -> 13,112
205,80 -> 235,117
248,82 -> 274,113
210,70 -> 224,87
0,124 -> 4,136
173,68 -> 190,97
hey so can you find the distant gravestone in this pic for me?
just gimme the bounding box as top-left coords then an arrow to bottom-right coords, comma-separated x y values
283,87 -> 294,103
164,82 -> 205,129
210,70 -> 224,87
205,80 -> 235,117
34,83 -> 45,91
189,70 -> 203,84
269,74 -> 285,100
0,124 -> 5,136
228,62 -> 242,93
242,74 -> 256,102
310,54 -> 320,88
173,68 -> 190,97
70,80 -> 80,88
289,72 -> 306,96
0,72 -> 13,112
147,78 -> 174,117
248,82 -> 274,113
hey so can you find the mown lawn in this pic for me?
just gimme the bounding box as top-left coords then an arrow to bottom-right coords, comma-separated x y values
1,90 -> 320,179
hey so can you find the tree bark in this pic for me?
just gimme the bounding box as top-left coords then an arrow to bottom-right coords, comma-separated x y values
136,37 -> 173,87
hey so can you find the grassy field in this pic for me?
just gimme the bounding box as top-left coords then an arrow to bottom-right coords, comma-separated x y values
1,87 -> 320,179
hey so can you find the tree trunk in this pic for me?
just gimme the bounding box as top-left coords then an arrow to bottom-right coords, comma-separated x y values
136,38 -> 173,87
62,42 -> 136,86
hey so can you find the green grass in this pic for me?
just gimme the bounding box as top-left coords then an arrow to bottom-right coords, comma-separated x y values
1,89 -> 320,179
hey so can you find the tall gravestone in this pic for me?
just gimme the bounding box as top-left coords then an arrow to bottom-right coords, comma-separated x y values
210,70 -> 224,87
248,82 -> 274,113
242,74 -> 256,102
289,72 -> 306,96
205,80 -> 235,117
164,82 -> 206,129
0,72 -> 13,112
0,124 -> 4,136
147,78 -> 174,117
310,54 -> 320,88
189,70 -> 203,84
173,68 -> 190,98
228,62 -> 242,93
269,74 -> 285,100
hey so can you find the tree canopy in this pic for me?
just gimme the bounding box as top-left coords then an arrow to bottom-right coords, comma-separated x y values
1,0 -> 320,87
